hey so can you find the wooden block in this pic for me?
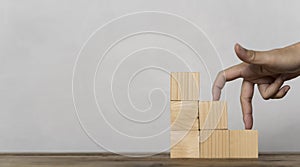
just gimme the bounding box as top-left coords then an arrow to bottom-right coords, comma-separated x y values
170,101 -> 199,131
199,101 -> 228,130
229,130 -> 258,158
170,72 -> 200,100
170,131 -> 199,158
199,130 -> 229,158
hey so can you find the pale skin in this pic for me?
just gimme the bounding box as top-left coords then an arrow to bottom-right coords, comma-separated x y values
212,42 -> 300,129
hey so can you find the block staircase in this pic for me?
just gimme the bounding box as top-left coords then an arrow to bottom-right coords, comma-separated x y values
170,72 -> 258,158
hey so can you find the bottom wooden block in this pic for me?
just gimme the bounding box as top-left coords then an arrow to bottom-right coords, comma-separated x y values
229,130 -> 258,158
199,130 -> 229,158
170,131 -> 199,158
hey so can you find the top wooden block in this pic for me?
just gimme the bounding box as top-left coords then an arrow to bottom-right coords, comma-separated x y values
170,72 -> 200,100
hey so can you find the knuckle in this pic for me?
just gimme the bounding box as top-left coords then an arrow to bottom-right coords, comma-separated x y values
247,50 -> 256,62
261,94 -> 270,100
240,96 -> 252,103
259,89 -> 271,100
217,71 -> 225,78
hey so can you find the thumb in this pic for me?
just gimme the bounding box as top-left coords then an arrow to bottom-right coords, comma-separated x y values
235,43 -> 271,65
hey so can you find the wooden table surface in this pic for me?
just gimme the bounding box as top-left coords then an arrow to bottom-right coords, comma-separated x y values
0,153 -> 299,167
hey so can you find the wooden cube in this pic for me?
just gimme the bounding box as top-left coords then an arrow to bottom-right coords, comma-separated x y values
170,72 -> 200,100
199,101 -> 228,130
229,130 -> 258,158
170,131 -> 199,158
170,101 -> 199,131
199,130 -> 229,158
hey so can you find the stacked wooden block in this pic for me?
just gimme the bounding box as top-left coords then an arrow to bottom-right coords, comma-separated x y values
170,72 -> 258,159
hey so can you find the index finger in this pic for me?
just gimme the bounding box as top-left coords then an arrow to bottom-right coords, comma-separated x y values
212,63 -> 245,100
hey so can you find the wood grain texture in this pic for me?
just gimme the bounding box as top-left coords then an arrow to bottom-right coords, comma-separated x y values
199,101 -> 228,130
1,153 -> 300,167
170,101 -> 199,131
170,131 -> 199,158
170,72 -> 200,100
199,130 -> 229,158
230,130 -> 258,158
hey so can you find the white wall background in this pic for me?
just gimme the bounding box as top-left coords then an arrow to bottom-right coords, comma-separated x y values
1,0 -> 300,153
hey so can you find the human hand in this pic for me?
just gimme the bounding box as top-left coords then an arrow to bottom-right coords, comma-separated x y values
212,43 -> 300,129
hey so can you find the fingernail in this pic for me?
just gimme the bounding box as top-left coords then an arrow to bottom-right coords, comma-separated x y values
237,43 -> 247,54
